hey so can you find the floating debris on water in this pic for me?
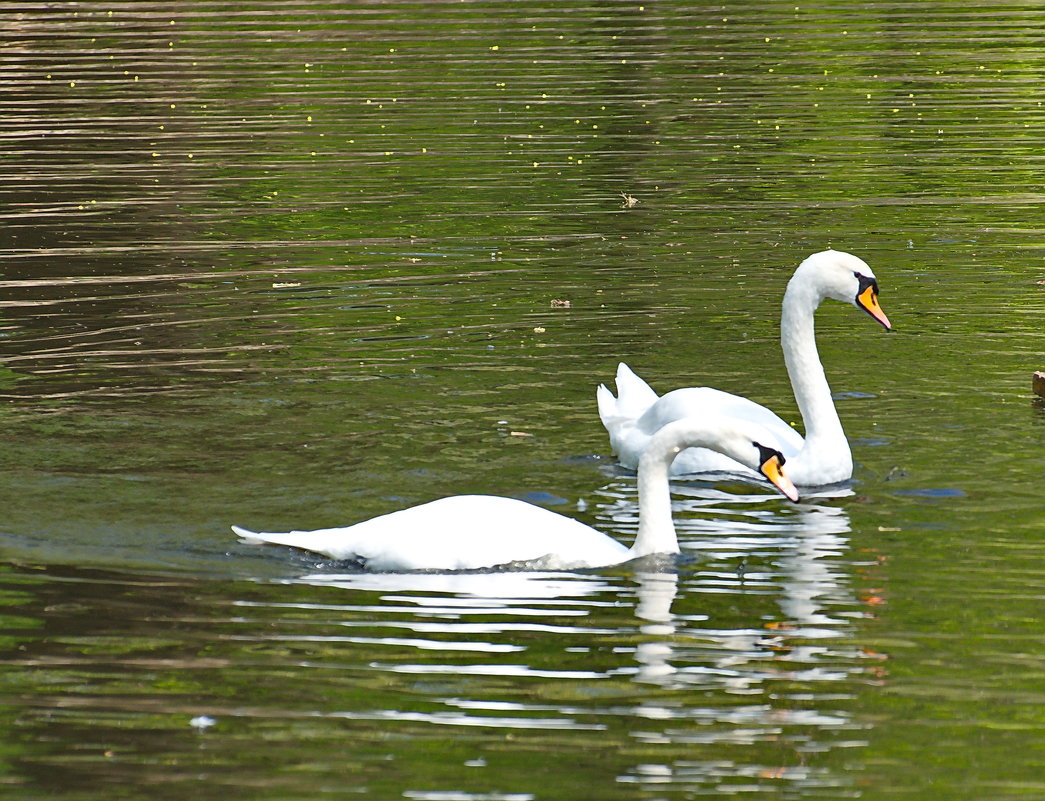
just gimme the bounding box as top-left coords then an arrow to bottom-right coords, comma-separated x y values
190,715 -> 217,732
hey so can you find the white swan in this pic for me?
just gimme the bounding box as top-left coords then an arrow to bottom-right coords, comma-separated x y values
232,418 -> 800,572
597,250 -> 890,486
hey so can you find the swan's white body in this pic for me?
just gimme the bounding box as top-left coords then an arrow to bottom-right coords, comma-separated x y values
233,419 -> 799,572
597,250 -> 891,486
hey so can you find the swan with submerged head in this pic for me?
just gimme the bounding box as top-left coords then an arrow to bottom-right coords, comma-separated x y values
233,417 -> 800,571
597,250 -> 891,486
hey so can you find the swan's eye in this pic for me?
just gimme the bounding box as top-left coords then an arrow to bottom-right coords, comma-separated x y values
753,442 -> 784,466
855,272 -> 878,296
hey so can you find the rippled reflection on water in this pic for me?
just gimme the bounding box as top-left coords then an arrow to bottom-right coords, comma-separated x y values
3,1 -> 1045,799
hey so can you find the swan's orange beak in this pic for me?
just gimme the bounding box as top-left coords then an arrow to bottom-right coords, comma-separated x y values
760,453 -> 800,502
857,284 -> 891,330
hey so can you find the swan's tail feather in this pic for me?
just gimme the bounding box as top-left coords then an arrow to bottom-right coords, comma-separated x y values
598,363 -> 662,459
596,382 -> 618,426
609,362 -> 659,418
232,525 -> 269,545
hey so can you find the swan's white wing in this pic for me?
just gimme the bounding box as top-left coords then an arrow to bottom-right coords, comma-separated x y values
639,387 -> 803,451
234,495 -> 630,571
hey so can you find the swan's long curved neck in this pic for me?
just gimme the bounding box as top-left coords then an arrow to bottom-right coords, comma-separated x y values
780,278 -> 847,451
629,434 -> 685,558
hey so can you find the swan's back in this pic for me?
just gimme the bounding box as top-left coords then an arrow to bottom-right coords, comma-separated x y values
639,387 -> 804,456
235,495 -> 630,571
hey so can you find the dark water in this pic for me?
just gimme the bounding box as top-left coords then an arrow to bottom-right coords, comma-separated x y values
2,2 -> 1044,799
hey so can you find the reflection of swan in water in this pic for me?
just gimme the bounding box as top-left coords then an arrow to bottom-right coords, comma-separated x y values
633,571 -> 680,684
589,473 -> 854,650
292,570 -> 614,603
291,567 -> 685,684
771,503 -> 852,627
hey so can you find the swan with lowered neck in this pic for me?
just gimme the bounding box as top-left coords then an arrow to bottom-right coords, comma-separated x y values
233,418 -> 799,572
597,250 -> 890,486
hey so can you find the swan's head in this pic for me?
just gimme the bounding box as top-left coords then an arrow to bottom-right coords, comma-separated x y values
752,442 -> 800,502
797,250 -> 891,330
650,420 -> 801,502
705,430 -> 800,502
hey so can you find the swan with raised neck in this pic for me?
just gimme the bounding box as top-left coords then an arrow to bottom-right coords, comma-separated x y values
597,249 -> 890,486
